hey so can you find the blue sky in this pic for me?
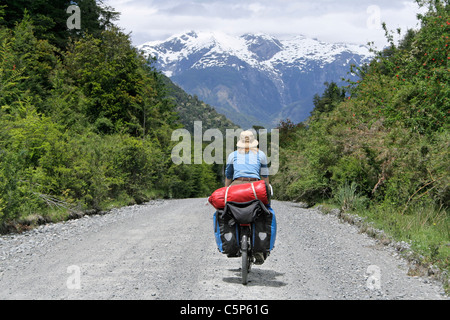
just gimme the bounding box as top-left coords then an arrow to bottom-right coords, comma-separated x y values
104,0 -> 427,49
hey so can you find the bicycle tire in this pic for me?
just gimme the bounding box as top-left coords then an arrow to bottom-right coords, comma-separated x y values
241,234 -> 250,285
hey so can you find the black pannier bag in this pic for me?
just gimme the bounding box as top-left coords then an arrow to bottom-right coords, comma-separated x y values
252,207 -> 276,253
213,209 -> 240,257
214,200 -> 276,256
224,199 -> 265,224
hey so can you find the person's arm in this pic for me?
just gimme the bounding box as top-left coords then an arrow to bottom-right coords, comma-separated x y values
260,151 -> 269,185
225,152 -> 234,187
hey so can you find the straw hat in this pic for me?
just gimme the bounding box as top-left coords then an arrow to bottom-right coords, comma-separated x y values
237,130 -> 259,148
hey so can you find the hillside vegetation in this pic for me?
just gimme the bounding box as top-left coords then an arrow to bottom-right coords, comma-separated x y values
0,1 -> 222,231
160,74 -> 238,133
273,0 -> 449,282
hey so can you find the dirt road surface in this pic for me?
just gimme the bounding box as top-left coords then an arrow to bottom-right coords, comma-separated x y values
0,199 -> 447,300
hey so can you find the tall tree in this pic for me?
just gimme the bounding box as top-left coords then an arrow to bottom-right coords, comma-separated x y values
311,81 -> 346,116
1,0 -> 118,49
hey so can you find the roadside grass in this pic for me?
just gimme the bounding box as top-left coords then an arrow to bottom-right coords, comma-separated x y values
0,188 -> 165,235
359,204 -> 449,273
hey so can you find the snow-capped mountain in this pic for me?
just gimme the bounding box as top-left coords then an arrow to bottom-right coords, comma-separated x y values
138,31 -> 374,128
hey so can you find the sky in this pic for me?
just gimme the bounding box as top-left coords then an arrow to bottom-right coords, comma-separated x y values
103,0 -> 428,49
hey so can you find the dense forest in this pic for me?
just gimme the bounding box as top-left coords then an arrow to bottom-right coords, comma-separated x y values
0,0 -> 223,231
272,0 -> 448,278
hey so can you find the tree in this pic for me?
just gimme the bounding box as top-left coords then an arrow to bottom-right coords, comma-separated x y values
1,0 -> 119,49
311,82 -> 346,117
63,26 -> 143,133
0,26 -> 27,108
9,12 -> 59,111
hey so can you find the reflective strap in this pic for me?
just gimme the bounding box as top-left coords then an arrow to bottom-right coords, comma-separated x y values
251,182 -> 258,200
224,186 -> 231,205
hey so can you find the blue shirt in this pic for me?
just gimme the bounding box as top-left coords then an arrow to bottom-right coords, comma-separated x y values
225,150 -> 269,180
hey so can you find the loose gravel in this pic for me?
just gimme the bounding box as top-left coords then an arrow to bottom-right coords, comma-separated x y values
0,199 -> 447,300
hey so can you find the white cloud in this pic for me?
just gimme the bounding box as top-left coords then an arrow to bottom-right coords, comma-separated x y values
247,3 -> 266,14
104,0 -> 426,49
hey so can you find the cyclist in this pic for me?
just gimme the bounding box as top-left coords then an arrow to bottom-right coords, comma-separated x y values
224,130 -> 271,265
225,130 -> 269,188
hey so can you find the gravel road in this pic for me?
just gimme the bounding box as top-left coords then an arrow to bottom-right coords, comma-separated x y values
0,199 -> 447,300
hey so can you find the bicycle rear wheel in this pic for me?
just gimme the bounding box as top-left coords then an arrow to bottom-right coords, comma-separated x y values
241,234 -> 250,285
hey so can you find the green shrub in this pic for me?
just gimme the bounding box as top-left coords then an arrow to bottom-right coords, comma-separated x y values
335,182 -> 369,211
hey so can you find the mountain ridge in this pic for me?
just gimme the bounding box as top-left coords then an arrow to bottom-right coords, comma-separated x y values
138,31 -> 374,128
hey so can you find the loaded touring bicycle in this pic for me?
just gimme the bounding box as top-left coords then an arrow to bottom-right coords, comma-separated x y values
210,181 -> 276,285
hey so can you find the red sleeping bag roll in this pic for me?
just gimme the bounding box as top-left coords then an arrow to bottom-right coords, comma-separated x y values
208,180 -> 270,209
